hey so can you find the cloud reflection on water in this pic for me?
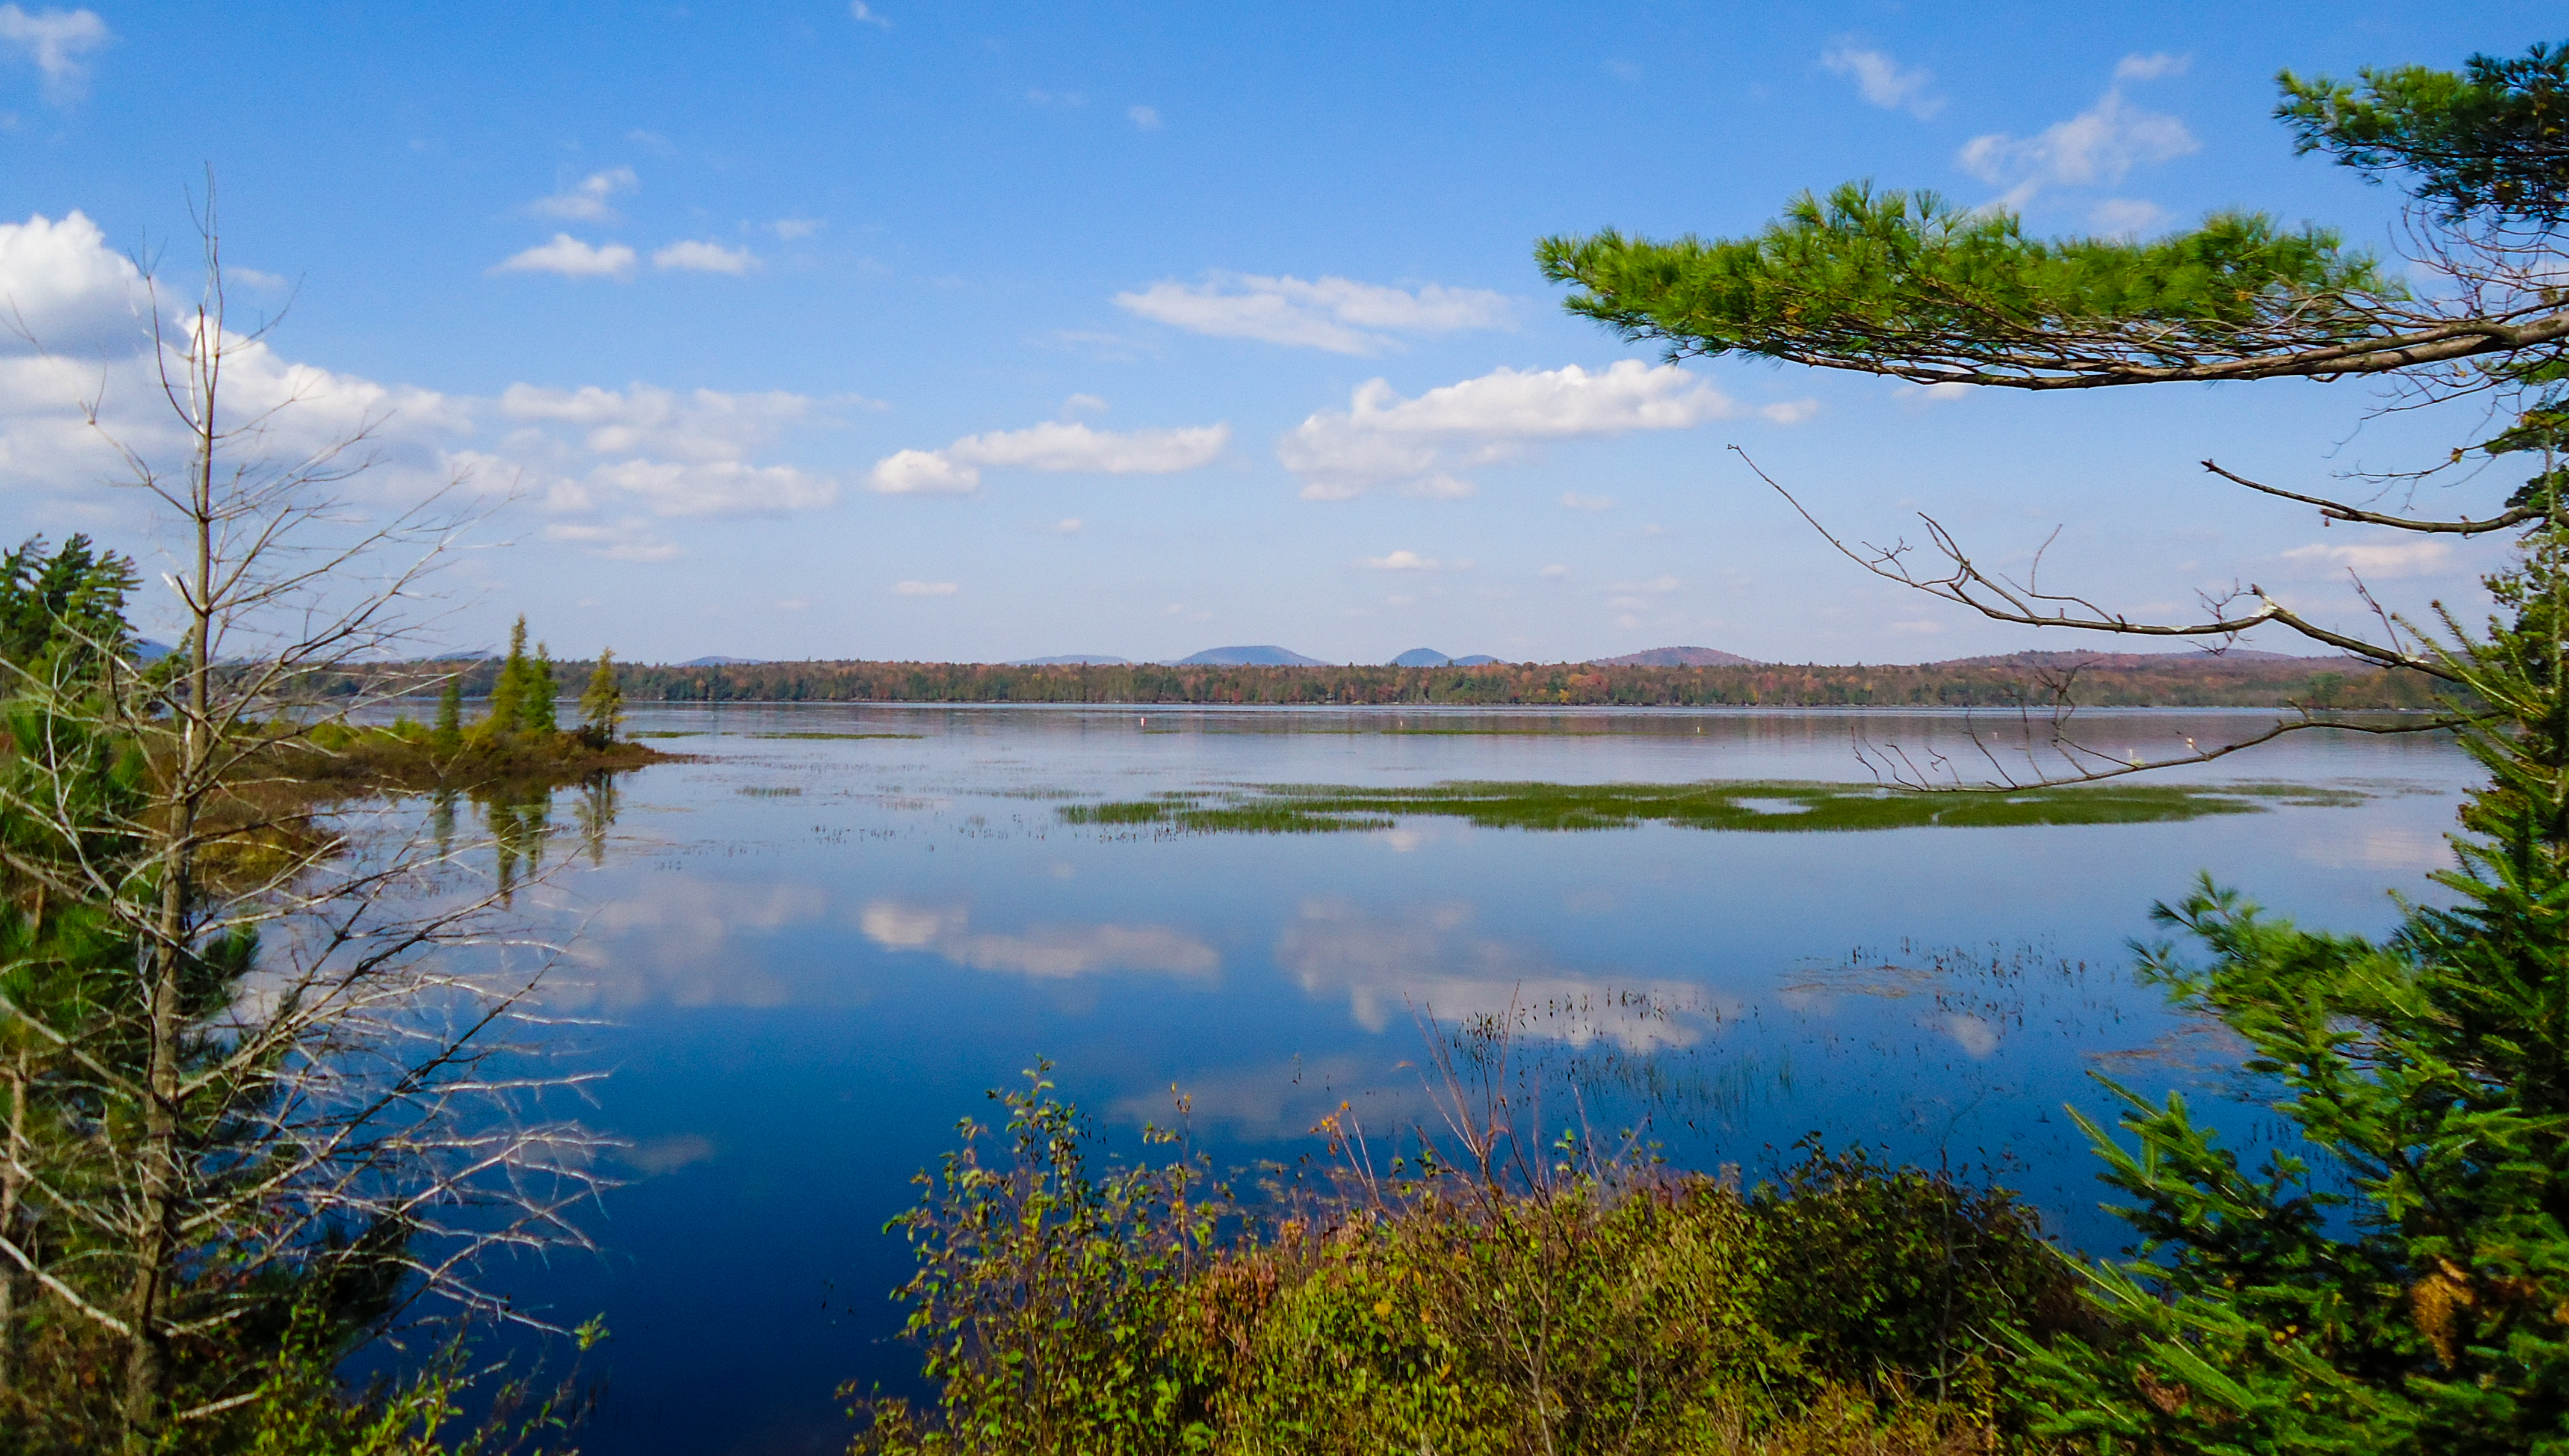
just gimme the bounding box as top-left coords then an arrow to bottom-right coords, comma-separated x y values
859,899 -> 1219,980
1275,899 -> 1716,1050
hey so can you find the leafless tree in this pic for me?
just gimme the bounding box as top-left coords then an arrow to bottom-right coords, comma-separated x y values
0,189 -> 608,1443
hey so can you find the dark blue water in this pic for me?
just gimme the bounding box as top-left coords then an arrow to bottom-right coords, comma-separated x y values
457,704 -> 2471,1455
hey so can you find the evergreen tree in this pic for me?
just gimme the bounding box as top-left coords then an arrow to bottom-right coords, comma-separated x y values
433,675 -> 462,755
579,649 -> 621,745
1539,40 -> 2569,1453
522,640 -> 557,735
484,615 -> 530,738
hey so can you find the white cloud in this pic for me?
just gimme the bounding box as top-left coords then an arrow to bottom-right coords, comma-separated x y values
1560,492 -> 1612,511
2277,539 -> 2455,580
543,519 -> 681,562
892,580 -> 957,596
1060,392 -> 1108,416
870,419 -> 1229,495
1361,549 -> 1439,570
0,208 -> 145,353
1127,104 -> 1161,130
2088,197 -> 2169,236
1540,564 -> 1569,578
527,167 -> 637,222
1050,516 -> 1083,534
1759,399 -> 1819,425
861,899 -> 1218,979
1958,66 -> 2196,211
490,235 -> 638,279
1821,46 -> 1942,119
1279,359 -> 1741,499
0,5 -> 108,103
850,1 -> 890,26
770,218 -> 824,241
652,239 -> 758,274
2114,52 -> 2189,82
1027,88 -> 1085,108
1115,271 -> 1513,355
1615,575 -> 1681,594
495,381 -> 849,519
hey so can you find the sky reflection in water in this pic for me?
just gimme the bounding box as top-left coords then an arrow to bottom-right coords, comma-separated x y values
487,703 -> 2472,1456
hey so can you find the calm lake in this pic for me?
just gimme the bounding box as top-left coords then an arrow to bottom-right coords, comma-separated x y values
461,703 -> 2472,1456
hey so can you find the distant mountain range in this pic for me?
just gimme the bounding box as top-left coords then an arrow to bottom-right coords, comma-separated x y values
678,655 -> 765,667
1173,645 -> 1328,666
1589,646 -> 1758,667
1390,647 -> 1501,667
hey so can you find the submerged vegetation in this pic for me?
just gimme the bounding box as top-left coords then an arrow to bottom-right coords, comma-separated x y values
1060,778 -> 2366,835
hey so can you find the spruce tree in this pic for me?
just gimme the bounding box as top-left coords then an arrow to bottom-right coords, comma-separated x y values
433,676 -> 462,755
484,616 -> 529,738
522,641 -> 557,736
579,649 -> 621,745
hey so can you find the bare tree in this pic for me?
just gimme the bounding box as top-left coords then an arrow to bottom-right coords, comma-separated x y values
0,190 -> 607,1443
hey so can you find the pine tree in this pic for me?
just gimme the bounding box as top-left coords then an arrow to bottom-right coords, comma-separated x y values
1538,40 -> 2569,1452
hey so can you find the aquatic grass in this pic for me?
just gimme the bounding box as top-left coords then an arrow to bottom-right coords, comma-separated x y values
1059,779 -> 2366,835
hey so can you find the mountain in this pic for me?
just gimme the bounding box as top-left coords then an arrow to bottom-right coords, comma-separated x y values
130,639 -> 175,664
678,655 -> 764,667
1173,645 -> 1327,666
1009,653 -> 1132,665
1589,646 -> 1756,667
1451,655 -> 1501,665
1390,647 -> 1453,667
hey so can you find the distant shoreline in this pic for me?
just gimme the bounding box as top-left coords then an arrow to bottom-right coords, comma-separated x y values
391,653 -> 2446,712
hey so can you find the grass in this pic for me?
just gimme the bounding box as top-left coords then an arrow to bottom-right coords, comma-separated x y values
1058,778 -> 2365,834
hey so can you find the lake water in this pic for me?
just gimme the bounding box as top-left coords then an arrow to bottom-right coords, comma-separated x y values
458,703 -> 2473,1455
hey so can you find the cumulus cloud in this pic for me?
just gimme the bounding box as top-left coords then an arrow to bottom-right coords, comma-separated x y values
527,167 -> 636,222
0,5 -> 109,103
1278,360 -> 1741,500
1958,60 -> 2196,211
495,381 -> 850,522
490,235 -> 638,279
1822,46 -> 1942,119
652,239 -> 758,274
1116,271 -> 1513,354
860,899 -> 1217,979
2114,51 -> 2189,82
870,419 -> 1229,495
0,212 -> 467,523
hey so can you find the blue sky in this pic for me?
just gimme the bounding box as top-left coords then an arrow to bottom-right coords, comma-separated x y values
0,1 -> 2558,664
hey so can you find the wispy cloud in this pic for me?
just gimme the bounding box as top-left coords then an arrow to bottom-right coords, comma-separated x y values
1958,57 -> 2196,211
1116,271 -> 1513,355
490,235 -> 638,279
1127,104 -> 1161,131
1822,45 -> 1942,119
1279,360 -> 1745,500
861,899 -> 1217,979
1560,492 -> 1612,511
528,167 -> 637,222
870,419 -> 1231,495
652,239 -> 758,274
0,5 -> 109,103
849,1 -> 891,28
892,580 -> 958,596
1361,550 -> 1439,571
